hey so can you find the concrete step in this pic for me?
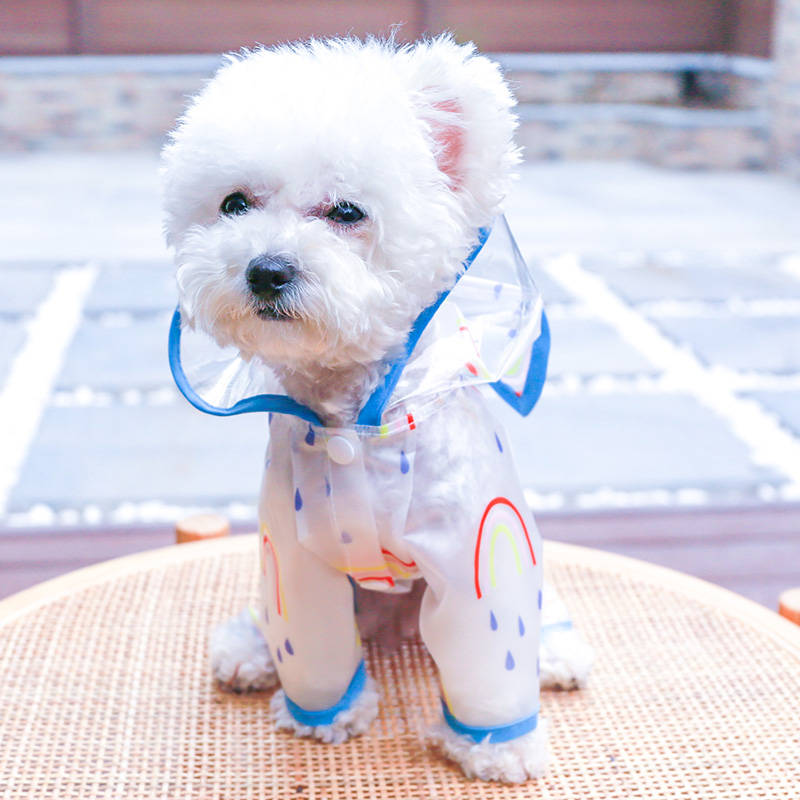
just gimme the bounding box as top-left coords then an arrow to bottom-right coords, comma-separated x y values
0,52 -> 774,169
497,52 -> 771,108
497,53 -> 773,169
516,103 -> 770,169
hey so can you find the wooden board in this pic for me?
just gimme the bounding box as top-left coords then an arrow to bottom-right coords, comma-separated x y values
0,0 -> 775,57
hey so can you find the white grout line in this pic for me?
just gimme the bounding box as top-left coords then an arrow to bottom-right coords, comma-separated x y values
0,263 -> 99,515
638,298 -> 800,318
542,253 -> 800,495
3,500 -> 257,528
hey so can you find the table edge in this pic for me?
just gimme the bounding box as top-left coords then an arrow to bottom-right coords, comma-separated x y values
1,536 -> 799,657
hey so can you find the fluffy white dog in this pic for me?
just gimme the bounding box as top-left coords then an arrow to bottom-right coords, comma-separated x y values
162,36 -> 591,783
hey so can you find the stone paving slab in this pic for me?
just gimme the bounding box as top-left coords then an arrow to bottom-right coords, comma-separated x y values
546,316 -> 656,376
507,162 -> 800,253
748,390 -> 800,437
486,391 -> 784,498
10,389 -> 784,517
652,315 -> 800,372
1,154 -> 800,530
0,320 -> 25,388
526,263 -> 577,305
582,255 -> 800,303
56,315 -> 174,391
7,404 -> 266,512
0,264 -> 58,314
85,261 -> 176,315
0,153 -> 168,262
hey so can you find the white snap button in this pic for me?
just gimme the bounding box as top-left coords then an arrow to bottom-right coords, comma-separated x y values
326,435 -> 355,465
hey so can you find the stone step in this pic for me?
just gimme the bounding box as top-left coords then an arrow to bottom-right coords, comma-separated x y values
496,52 -> 772,109
516,103 -> 770,169
0,52 -> 775,168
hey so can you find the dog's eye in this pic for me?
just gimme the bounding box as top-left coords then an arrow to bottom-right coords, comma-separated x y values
327,202 -> 365,225
220,192 -> 250,216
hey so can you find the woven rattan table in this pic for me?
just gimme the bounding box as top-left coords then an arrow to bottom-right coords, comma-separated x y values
1,536 -> 799,799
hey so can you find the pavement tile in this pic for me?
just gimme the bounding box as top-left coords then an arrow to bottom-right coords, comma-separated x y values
748,390 -> 800,437
85,261 -> 176,315
583,255 -> 800,303
0,264 -> 57,314
0,320 -> 26,388
547,316 -> 656,376
523,257 -> 578,305
486,391 -> 783,496
8,404 -> 266,511
56,315 -> 173,391
652,315 -> 800,372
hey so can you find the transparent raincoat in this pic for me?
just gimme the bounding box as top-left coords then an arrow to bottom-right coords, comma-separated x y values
169,216 -> 550,740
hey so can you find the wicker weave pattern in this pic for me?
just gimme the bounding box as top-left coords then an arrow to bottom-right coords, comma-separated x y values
1,538 -> 798,798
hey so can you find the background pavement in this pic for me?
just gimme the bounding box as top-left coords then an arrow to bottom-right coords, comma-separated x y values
1,152 -> 799,534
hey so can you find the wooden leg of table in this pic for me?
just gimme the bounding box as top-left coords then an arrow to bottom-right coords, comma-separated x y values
778,588 -> 800,625
175,513 -> 231,544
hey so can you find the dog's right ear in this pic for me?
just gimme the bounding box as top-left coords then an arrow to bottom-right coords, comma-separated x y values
406,35 -> 521,222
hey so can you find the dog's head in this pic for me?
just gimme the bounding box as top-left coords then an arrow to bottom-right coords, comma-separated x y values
161,36 -> 519,370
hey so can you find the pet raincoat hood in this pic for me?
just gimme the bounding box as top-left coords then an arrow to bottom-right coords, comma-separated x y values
169,215 -> 550,429
169,216 -> 550,742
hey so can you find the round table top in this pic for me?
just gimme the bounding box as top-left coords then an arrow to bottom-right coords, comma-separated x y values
1,536 -> 799,799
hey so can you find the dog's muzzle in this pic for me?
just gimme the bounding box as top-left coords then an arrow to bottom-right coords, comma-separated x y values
246,254 -> 297,320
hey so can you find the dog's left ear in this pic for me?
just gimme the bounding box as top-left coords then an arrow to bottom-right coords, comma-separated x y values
406,36 -> 520,219
427,98 -> 465,184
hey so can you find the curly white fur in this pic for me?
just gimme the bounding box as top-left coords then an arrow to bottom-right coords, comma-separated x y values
209,607 -> 279,692
270,681 -> 380,745
540,626 -> 595,691
429,720 -> 549,783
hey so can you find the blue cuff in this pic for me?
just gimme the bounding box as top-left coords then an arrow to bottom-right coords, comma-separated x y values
284,661 -> 367,727
441,700 -> 539,744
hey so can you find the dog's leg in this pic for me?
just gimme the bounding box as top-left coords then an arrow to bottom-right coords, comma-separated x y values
539,582 -> 594,691
417,547 -> 549,783
261,541 -> 379,744
209,607 -> 278,692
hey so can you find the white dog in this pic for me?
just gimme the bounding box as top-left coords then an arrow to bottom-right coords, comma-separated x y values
162,36 -> 592,783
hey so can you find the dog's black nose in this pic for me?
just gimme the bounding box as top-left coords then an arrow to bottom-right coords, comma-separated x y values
246,255 -> 297,300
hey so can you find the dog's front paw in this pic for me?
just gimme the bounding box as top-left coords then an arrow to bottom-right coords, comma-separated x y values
429,720 -> 549,783
209,608 -> 278,693
271,676 -> 380,744
539,623 -> 594,691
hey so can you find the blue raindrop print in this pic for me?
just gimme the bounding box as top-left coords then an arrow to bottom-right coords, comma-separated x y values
305,425 -> 315,446
508,328 -> 518,338
341,531 -> 353,544
277,647 -> 283,663
494,433 -> 503,453
325,477 -> 331,497
285,639 -> 294,656
490,611 -> 498,631
505,651 -> 515,671
294,489 -> 303,511
494,283 -> 503,299
538,590 -> 543,610
400,451 -> 410,475
518,616 -> 526,637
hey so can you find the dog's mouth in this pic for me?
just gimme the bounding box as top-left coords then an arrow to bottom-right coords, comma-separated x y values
253,303 -> 295,321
